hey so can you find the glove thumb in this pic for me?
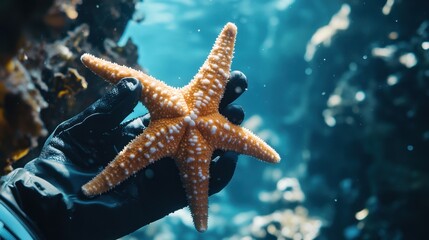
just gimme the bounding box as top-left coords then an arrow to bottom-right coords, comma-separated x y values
54,77 -> 142,135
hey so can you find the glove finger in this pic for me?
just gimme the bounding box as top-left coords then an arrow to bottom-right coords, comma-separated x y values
108,114 -> 150,151
220,104 -> 245,125
55,78 -> 142,135
208,151 -> 238,194
120,113 -> 151,133
219,70 -> 248,110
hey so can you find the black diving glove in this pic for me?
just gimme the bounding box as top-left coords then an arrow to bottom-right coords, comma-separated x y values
0,71 -> 248,240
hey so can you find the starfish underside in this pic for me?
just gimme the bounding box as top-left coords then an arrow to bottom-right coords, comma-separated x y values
80,22 -> 280,232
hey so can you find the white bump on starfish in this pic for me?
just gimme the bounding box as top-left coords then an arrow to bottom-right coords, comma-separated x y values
190,111 -> 198,119
194,90 -> 203,97
201,79 -> 210,84
211,125 -> 217,134
184,116 -> 193,124
218,68 -> 228,78
211,55 -> 220,61
214,79 -> 221,88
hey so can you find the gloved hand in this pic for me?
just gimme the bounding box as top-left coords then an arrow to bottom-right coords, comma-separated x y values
0,71 -> 248,240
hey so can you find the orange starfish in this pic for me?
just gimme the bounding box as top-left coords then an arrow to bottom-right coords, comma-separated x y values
80,22 -> 280,232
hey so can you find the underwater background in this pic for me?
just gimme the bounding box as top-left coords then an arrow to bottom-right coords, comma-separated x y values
1,0 -> 429,239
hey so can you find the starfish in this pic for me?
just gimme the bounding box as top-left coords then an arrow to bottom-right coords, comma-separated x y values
80,22 -> 280,232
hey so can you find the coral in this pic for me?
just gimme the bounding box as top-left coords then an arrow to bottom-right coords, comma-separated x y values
0,0 -> 140,175
247,207 -> 322,240
227,177 -> 322,240
303,0 -> 429,238
0,60 -> 47,175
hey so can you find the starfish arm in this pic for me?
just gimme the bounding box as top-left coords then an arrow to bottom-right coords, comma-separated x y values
82,118 -> 186,196
181,23 -> 237,116
81,53 -> 188,119
197,113 -> 281,163
174,128 -> 213,232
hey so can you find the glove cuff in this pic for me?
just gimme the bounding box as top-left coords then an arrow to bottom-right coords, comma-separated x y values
0,198 -> 43,239
0,181 -> 44,240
